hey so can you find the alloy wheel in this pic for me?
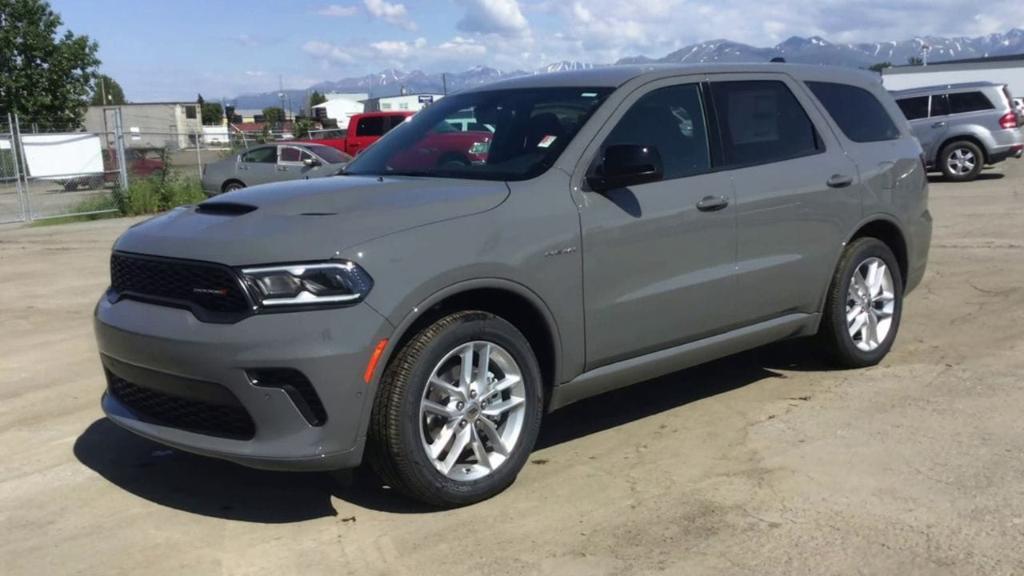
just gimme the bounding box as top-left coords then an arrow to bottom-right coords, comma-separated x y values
946,147 -> 977,176
846,257 -> 896,352
419,341 -> 527,481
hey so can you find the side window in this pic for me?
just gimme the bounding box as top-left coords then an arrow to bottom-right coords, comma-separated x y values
385,115 -> 407,132
897,97 -> 929,120
948,92 -> 995,114
709,80 -> 821,167
279,147 -> 301,163
602,83 -> 710,180
241,147 -> 276,163
356,116 -> 385,137
807,82 -> 900,143
930,94 -> 950,117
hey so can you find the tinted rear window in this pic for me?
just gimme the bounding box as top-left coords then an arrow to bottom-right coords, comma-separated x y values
948,91 -> 994,114
896,97 -> 929,120
709,80 -> 822,167
808,82 -> 900,143
356,116 -> 385,136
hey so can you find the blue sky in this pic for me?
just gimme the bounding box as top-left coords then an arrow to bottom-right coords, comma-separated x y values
50,0 -> 1020,101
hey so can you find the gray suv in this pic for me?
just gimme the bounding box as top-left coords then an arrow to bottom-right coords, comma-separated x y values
94,64 -> 932,507
893,82 -> 1023,181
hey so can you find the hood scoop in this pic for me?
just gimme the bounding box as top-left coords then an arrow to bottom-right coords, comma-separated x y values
195,202 -> 258,216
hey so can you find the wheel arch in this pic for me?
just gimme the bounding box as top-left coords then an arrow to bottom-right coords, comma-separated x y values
936,134 -> 988,164
847,216 -> 909,289
372,279 -> 563,409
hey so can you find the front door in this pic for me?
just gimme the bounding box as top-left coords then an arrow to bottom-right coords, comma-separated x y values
579,80 -> 739,369
237,145 -> 279,185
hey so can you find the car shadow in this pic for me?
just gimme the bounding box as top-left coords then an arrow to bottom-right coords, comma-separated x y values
74,338 -> 834,521
927,171 -> 1005,183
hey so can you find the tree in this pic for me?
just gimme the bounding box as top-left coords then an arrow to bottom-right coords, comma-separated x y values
907,56 -> 924,66
868,62 -> 892,74
201,102 -> 223,125
309,90 -> 327,109
0,0 -> 100,128
261,106 -> 284,124
90,74 -> 126,105
293,117 -> 313,139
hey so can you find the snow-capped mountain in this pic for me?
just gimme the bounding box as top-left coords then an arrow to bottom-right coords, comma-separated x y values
230,29 -> 1024,110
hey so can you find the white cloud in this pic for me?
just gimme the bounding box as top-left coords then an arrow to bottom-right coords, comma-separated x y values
438,36 -> 488,57
302,40 -> 356,64
317,4 -> 359,17
456,0 -> 530,37
363,0 -> 417,30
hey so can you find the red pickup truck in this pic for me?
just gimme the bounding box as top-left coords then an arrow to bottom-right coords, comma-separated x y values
305,111 -> 492,169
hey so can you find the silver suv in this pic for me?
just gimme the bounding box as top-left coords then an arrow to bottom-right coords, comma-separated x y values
94,64 -> 932,507
893,82 -> 1023,181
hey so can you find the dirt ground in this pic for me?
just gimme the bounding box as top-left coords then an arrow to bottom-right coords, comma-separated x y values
2,162 -> 1023,576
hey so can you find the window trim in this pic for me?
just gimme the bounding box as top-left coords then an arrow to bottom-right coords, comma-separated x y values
705,78 -> 827,171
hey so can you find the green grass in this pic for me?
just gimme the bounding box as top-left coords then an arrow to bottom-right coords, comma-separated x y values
30,174 -> 207,226
29,194 -> 121,227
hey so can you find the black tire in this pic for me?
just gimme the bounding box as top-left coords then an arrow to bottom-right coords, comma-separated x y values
222,180 -> 245,193
818,237 -> 904,368
367,311 -> 543,508
62,180 -> 79,192
939,140 -> 984,182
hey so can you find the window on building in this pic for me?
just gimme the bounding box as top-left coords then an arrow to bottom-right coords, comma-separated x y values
601,83 -> 711,180
806,82 -> 900,143
709,80 -> 822,167
896,97 -> 929,120
947,91 -> 995,114
184,105 -> 197,119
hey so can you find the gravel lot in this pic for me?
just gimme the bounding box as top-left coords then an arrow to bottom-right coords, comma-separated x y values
2,162 -> 1024,575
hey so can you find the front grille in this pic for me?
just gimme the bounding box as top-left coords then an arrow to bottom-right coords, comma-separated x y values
109,252 -> 250,322
106,371 -> 255,439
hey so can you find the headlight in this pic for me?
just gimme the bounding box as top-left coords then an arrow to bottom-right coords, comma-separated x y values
240,262 -> 373,308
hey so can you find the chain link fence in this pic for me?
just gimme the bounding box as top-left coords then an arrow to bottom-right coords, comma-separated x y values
0,111 -> 278,224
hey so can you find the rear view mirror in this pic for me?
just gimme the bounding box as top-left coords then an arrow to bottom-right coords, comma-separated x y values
587,144 -> 663,192
303,157 -> 321,167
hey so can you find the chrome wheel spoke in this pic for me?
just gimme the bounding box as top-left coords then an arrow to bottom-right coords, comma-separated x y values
470,426 -> 492,470
439,426 -> 472,475
422,399 -> 456,419
477,417 -> 509,456
429,376 -> 464,402
429,421 -> 459,460
459,344 -> 475,389
849,312 -> 868,337
482,396 -> 525,418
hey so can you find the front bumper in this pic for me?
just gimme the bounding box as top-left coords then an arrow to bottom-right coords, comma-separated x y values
94,296 -> 392,471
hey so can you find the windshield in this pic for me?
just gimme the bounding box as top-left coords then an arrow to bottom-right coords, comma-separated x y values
344,87 -> 613,181
303,144 -> 351,164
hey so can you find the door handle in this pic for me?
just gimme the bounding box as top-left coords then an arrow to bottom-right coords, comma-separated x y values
827,174 -> 854,188
696,195 -> 729,212
931,121 -> 947,128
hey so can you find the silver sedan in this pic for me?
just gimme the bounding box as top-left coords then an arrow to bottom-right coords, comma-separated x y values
202,143 -> 351,196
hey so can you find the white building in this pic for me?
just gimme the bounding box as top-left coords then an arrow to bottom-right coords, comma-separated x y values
882,55 -> 1024,97
364,93 -> 445,114
312,93 -> 367,129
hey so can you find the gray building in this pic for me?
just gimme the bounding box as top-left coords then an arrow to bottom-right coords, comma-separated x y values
883,55 -> 1024,98
83,102 -> 203,149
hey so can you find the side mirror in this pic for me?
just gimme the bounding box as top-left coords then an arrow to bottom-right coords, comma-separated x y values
303,157 -> 321,167
587,144 -> 663,192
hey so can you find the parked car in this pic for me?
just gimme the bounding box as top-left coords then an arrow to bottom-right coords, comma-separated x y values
313,111 -> 411,156
892,82 -> 1023,181
63,147 -> 165,191
201,142 -> 350,195
95,63 -> 931,507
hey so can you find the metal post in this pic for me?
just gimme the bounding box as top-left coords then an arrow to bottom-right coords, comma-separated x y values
195,129 -> 203,180
112,109 -> 129,191
13,113 -> 33,222
7,113 -> 27,222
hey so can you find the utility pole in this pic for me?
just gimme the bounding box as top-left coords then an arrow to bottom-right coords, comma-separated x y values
100,76 -> 108,105
442,73 -> 448,96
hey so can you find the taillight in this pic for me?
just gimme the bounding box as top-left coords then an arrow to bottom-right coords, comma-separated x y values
999,112 -> 1018,129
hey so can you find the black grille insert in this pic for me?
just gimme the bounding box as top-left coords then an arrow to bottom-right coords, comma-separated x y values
106,370 -> 255,439
109,252 -> 251,322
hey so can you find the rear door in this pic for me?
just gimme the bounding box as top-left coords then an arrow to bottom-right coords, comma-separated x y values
237,145 -> 278,185
896,95 -> 945,162
706,74 -> 860,322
